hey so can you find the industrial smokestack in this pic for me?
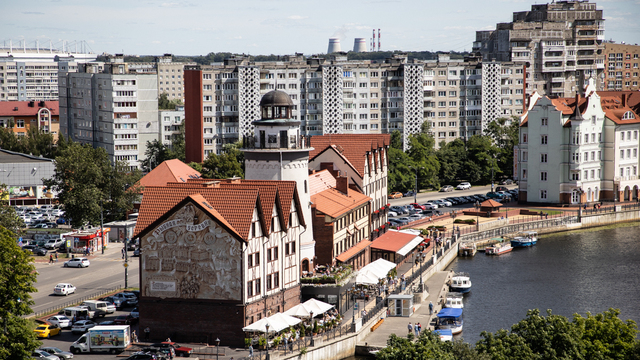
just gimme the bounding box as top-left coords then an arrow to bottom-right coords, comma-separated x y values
327,38 -> 341,54
353,38 -> 367,52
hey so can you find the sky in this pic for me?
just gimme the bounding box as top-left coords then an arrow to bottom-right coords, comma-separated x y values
2,0 -> 640,57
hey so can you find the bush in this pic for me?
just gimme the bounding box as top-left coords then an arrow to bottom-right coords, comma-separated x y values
258,337 -> 266,347
244,338 -> 251,348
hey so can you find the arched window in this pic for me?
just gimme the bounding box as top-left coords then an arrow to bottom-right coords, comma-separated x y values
622,111 -> 636,120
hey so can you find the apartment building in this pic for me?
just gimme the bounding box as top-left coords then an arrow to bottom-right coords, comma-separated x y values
0,100 -> 59,139
58,56 -> 159,170
155,54 -> 195,102
183,52 -> 505,155
0,44 -> 96,101
474,0 -> 605,98
159,105 -> 184,148
603,42 -> 640,91
518,79 -> 640,204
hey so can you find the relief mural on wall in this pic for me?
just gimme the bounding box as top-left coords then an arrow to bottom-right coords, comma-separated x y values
141,203 -> 242,301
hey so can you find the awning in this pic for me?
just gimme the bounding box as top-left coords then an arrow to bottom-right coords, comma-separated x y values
284,298 -> 334,318
355,270 -> 379,285
242,313 -> 301,333
396,235 -> 423,256
358,258 -> 396,279
335,240 -> 371,262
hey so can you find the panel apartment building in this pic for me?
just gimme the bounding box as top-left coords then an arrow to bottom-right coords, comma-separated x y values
473,0 -> 606,98
603,42 -> 640,91
0,43 -> 97,101
184,52 -> 520,157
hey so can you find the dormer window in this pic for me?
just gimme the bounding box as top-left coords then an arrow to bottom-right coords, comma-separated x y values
622,111 -> 635,120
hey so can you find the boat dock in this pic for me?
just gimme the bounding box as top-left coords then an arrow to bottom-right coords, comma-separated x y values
356,270 -> 453,350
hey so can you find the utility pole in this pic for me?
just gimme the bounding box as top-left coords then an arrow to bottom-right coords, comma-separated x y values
100,199 -> 104,254
124,237 -> 129,288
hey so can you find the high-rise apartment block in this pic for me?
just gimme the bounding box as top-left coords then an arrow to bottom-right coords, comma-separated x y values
184,52 -> 497,157
0,43 -> 96,101
474,0 -> 605,98
603,42 -> 640,91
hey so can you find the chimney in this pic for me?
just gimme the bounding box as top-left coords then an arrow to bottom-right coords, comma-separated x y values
622,93 -> 626,108
336,175 -> 348,195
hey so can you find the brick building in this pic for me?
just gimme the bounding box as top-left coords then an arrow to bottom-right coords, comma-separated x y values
0,100 -> 59,139
133,178 -> 305,345
603,42 -> 640,91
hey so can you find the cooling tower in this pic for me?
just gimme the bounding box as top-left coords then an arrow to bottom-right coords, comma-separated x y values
353,38 -> 367,52
327,38 -> 341,54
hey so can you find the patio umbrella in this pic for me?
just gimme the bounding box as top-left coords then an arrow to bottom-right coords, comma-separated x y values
302,298 -> 334,315
242,316 -> 289,333
355,270 -> 379,285
283,304 -> 312,318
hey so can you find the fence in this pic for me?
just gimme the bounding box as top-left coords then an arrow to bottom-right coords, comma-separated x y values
457,215 -> 579,243
30,285 -> 122,319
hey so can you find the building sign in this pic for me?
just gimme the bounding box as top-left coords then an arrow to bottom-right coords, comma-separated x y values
150,281 -> 176,292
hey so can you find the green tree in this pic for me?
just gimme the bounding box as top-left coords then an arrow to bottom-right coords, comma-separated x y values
484,116 -> 520,180
0,186 -> 25,235
406,128 -> 440,190
142,121 -> 185,172
158,93 -> 183,110
436,139 -> 467,184
387,131 -> 413,192
376,333 -> 455,360
200,142 -> 245,179
0,227 -> 40,359
464,135 -> 498,185
44,143 -> 141,227
573,308 -> 638,360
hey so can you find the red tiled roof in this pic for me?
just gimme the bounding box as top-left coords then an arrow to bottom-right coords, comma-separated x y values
336,240 -> 371,262
0,101 -> 59,116
186,194 -> 242,239
308,170 -> 336,196
370,230 -> 418,253
309,134 -> 390,177
311,187 -> 371,219
139,159 -> 201,187
481,199 -> 503,208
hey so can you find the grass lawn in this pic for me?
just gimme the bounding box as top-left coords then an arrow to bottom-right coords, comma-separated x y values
526,209 -> 564,216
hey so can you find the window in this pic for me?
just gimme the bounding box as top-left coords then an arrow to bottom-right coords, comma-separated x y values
540,171 -> 547,181
522,133 -> 528,143
16,119 -> 25,128
540,153 -> 548,163
540,190 -> 547,199
541,118 -> 548,126
255,278 -> 261,295
247,281 -> 253,297
541,135 -> 548,144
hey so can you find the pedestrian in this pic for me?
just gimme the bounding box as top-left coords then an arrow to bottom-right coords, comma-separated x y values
284,337 -> 288,353
144,326 -> 150,341
414,323 -> 419,337
429,301 -> 434,314
583,204 -> 587,210
122,248 -> 125,259
55,252 -> 58,262
407,322 -> 413,336
418,322 -> 422,335
249,344 -> 254,358
49,254 -> 54,264
132,330 -> 138,343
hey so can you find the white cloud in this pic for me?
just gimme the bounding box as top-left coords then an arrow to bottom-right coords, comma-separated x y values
287,15 -> 308,20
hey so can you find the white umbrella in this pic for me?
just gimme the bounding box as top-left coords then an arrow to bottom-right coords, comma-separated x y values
303,298 -> 334,315
242,316 -> 288,333
268,313 -> 302,327
359,258 -> 396,279
355,270 -> 379,285
283,304 -> 312,318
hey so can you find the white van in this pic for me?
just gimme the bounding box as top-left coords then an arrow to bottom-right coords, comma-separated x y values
60,306 -> 94,321
82,300 -> 114,317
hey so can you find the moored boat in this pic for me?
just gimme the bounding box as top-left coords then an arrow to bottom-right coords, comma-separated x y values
444,292 -> 464,309
433,329 -> 453,341
449,272 -> 472,293
485,241 -> 512,255
435,308 -> 463,335
458,241 -> 477,256
510,231 -> 538,248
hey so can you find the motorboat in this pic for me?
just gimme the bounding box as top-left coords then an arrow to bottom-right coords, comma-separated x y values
458,241 -> 477,256
485,241 -> 512,255
510,231 -> 538,248
444,292 -> 464,309
435,308 -> 463,335
449,272 -> 472,293
433,329 -> 453,341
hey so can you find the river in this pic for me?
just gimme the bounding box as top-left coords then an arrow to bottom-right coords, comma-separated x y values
447,222 -> 640,344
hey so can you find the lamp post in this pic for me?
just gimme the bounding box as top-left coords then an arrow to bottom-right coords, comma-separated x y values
100,199 -> 104,255
265,324 -> 270,360
475,201 -> 480,231
124,237 -> 129,288
408,165 -> 418,204
351,288 -> 355,328
215,338 -> 220,360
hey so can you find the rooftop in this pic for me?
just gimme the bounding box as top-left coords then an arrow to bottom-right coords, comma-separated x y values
370,230 -> 420,253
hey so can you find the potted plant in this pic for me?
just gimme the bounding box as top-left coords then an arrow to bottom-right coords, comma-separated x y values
244,338 -> 251,349
313,320 -> 319,335
258,336 -> 267,349
300,324 -> 306,338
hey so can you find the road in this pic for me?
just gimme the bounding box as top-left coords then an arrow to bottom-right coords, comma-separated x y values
31,245 -> 140,316
388,184 -> 518,209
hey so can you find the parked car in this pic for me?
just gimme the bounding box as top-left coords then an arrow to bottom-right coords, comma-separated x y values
425,200 -> 439,208
500,179 -> 514,185
439,185 -> 454,192
409,203 -> 426,211
112,292 -> 138,307
396,217 -> 412,224
56,217 -> 68,225
438,199 -> 453,207
44,238 -> 63,249
456,182 -> 471,190
444,197 -> 459,205
408,214 -> 424,221
133,248 -> 141,257
388,211 -> 397,217
389,192 -> 403,199
39,347 -> 74,360
113,314 -> 137,325
150,342 -> 193,358
421,203 -> 437,210
486,192 -> 505,199
53,283 -> 76,296
34,324 -> 62,338
389,206 -> 406,214
125,353 -> 161,360
99,296 -> 124,310
71,320 -> 96,334
23,245 -> 48,256
32,350 -> 60,360
403,190 -> 416,197
495,186 -> 509,192
64,258 -> 90,268
46,315 -> 72,329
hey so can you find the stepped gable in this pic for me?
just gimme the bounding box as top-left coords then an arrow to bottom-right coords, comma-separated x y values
309,134 -> 390,177
133,183 -> 258,240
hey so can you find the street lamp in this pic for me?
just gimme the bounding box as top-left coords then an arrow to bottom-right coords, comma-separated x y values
100,199 -> 104,255
475,201 -> 480,231
351,288 -> 355,328
408,165 -> 422,204
215,338 -> 220,360
264,324 -> 270,360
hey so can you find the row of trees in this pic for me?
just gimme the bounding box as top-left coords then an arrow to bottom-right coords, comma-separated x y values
388,117 -> 519,193
377,308 -> 640,360
0,127 -> 71,159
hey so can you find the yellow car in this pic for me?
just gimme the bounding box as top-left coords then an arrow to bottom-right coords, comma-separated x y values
390,192 -> 403,199
34,324 -> 62,338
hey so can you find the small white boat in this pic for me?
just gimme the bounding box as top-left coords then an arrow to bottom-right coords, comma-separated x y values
510,231 -> 538,248
458,242 -> 477,256
433,329 -> 453,341
436,308 -> 463,335
485,240 -> 512,255
444,292 -> 464,309
449,272 -> 472,293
